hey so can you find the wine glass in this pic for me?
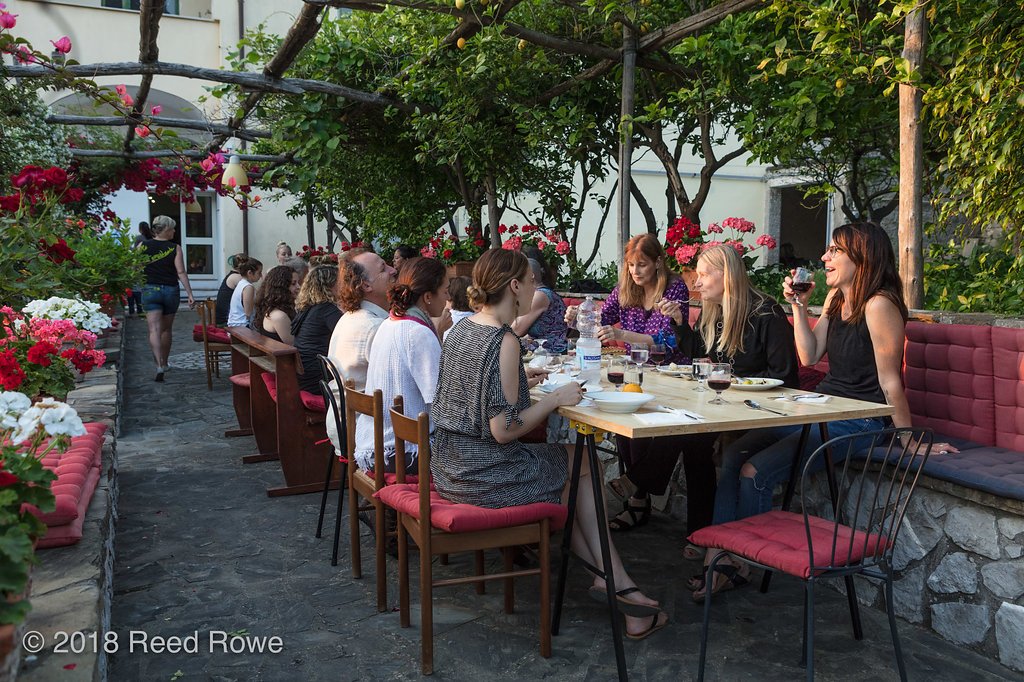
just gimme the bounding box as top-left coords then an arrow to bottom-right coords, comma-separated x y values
608,356 -> 627,391
692,357 -> 712,392
629,342 -> 649,366
789,267 -> 814,307
566,337 -> 577,358
707,363 -> 732,405
649,343 -> 667,367
533,338 -> 550,366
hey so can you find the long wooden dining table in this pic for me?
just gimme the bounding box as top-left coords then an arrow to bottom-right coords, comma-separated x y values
535,368 -> 895,682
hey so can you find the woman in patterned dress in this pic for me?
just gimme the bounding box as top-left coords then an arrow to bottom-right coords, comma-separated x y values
431,248 -> 668,640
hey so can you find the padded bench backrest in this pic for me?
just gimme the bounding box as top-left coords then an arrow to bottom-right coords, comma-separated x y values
992,327 -> 1024,451
904,322 -> 996,446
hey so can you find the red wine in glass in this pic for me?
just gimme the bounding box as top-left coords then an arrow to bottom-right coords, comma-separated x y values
649,350 -> 667,366
707,379 -> 732,392
608,371 -> 625,387
790,282 -> 813,294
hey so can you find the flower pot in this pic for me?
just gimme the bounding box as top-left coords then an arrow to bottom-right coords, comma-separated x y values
446,261 -> 475,279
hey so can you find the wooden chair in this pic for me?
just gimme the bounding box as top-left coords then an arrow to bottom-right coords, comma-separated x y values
195,298 -> 231,391
315,354 -> 348,567
343,382 -> 389,612
690,427 -> 934,682
377,400 -> 568,675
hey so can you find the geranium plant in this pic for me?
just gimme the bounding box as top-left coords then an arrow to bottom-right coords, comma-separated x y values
665,216 -> 777,270
0,307 -> 106,400
420,224 -> 488,265
1,392 -> 87,625
497,223 -> 571,271
22,297 -> 111,335
296,241 -> 365,265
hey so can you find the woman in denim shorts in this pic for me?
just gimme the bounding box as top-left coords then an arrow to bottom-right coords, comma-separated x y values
141,215 -> 195,382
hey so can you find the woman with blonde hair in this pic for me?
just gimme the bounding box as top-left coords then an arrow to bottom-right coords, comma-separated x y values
431,248 -> 668,640
276,241 -> 293,265
140,215 -> 195,382
291,264 -> 342,393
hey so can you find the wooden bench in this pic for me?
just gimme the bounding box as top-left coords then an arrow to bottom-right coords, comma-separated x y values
228,327 -> 341,497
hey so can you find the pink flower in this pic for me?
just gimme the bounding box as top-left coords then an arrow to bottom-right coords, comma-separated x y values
199,158 -> 216,173
674,244 -> 700,265
151,105 -> 162,115
556,240 -> 570,255
0,11 -> 17,29
14,45 -> 33,64
420,247 -> 437,259
722,217 -> 755,233
121,94 -> 134,107
502,235 -> 523,251
756,234 -> 778,250
703,240 -> 723,251
115,84 -> 127,96
226,176 -> 237,188
706,222 -> 723,234
727,240 -> 747,255
134,126 -> 151,138
50,36 -> 72,54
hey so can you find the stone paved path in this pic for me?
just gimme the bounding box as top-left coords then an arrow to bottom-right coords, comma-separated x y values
109,314 -> 1018,681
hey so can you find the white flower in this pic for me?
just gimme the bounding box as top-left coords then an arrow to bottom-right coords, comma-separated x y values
11,398 -> 86,444
0,391 -> 32,430
22,297 -> 111,333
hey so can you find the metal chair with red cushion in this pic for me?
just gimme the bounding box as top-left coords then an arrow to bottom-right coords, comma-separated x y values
376,399 -> 568,676
688,427 -> 933,682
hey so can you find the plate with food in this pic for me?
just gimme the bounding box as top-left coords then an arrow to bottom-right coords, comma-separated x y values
656,362 -> 692,378
731,377 -> 785,391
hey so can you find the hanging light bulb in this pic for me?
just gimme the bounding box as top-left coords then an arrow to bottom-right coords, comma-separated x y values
220,154 -> 249,188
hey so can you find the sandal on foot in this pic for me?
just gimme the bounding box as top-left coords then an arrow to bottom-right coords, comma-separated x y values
625,612 -> 670,641
588,585 -> 661,617
682,543 -> 706,561
609,497 -> 651,532
686,573 -> 705,591
691,564 -> 749,604
606,475 -> 638,504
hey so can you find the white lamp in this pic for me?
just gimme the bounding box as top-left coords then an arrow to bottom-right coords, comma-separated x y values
221,154 -> 249,188
185,198 -> 202,214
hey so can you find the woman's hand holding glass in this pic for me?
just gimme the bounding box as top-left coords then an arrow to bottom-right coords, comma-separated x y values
596,324 -> 617,343
783,267 -> 815,308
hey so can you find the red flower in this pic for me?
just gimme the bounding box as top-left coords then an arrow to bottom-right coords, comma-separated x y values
443,248 -> 453,260
27,341 -> 58,367
0,349 -> 25,390
11,165 -> 43,190
474,239 -> 486,247
498,225 -> 507,234
40,166 -> 68,189
0,471 -> 18,487
0,194 -> 21,212
60,187 -> 85,203
38,238 -> 76,264
61,348 -> 96,374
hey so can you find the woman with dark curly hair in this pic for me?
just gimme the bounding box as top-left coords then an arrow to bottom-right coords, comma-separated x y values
353,257 -> 448,474
291,264 -> 342,393
252,265 -> 300,344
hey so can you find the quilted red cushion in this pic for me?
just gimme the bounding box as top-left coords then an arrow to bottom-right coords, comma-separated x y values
364,472 -> 424,486
260,372 -> 325,412
375,484 -> 567,533
35,466 -> 102,549
26,445 -> 102,526
687,510 -> 890,579
229,373 -> 250,388
904,322 -> 995,445
193,324 -> 231,344
992,327 -> 1024,451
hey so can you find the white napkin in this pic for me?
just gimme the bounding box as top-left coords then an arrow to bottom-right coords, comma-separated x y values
775,393 -> 831,403
634,405 -> 707,424
529,356 -> 549,369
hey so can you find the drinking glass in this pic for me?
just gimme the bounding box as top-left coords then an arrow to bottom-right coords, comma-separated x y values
789,267 -> 814,307
629,342 -> 649,366
707,363 -> 732,405
693,357 -> 712,392
649,343 -> 667,366
624,363 -> 644,387
607,356 -> 627,390
566,337 -> 577,357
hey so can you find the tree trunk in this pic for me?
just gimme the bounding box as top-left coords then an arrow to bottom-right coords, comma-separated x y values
306,198 -> 317,249
616,25 -> 638,263
485,173 -> 500,247
899,6 -> 927,309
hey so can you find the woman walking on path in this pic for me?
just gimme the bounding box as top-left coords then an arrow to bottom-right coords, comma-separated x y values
140,215 -> 195,382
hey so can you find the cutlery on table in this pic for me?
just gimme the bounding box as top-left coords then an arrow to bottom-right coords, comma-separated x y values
743,399 -> 786,415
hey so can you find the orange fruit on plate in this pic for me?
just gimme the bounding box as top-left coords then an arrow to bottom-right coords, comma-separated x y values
623,383 -> 643,393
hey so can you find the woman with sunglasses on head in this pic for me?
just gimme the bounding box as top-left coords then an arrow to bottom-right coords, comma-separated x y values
690,222 -> 958,601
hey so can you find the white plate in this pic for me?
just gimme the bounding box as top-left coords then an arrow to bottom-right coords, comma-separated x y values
656,365 -> 692,377
731,377 -> 785,391
587,391 -> 656,413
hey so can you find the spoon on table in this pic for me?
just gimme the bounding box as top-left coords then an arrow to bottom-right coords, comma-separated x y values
743,399 -> 786,415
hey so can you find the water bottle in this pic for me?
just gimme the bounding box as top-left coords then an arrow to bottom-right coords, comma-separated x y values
575,296 -> 602,383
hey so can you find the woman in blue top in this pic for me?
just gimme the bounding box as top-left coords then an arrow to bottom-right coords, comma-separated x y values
512,258 -> 568,353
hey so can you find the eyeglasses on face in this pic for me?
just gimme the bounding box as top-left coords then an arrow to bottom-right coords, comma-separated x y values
824,244 -> 845,256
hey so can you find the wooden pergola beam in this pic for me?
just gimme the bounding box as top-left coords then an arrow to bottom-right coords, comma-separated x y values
46,115 -> 272,141
68,149 -> 293,162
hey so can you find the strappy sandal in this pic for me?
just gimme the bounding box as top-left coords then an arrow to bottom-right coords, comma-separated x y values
609,496 -> 651,531
625,611 -> 670,641
691,564 -> 750,603
587,585 -> 661,617
606,474 -> 637,504
682,543 -> 706,561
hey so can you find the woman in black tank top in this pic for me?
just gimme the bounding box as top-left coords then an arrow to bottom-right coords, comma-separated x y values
691,223 -> 958,600
252,266 -> 299,344
141,215 -> 195,382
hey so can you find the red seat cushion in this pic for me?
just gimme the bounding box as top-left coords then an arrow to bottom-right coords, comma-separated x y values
35,466 -> 101,549
230,373 -> 250,388
193,324 -> 231,344
260,372 -> 325,412
365,472 -> 424,486
375,484 -> 567,533
687,510 -> 890,579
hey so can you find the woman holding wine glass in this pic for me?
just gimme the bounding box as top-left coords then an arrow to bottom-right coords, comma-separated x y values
562,234 -> 689,531
689,224 -> 958,600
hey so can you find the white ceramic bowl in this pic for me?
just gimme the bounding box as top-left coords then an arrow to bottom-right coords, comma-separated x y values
587,391 -> 656,414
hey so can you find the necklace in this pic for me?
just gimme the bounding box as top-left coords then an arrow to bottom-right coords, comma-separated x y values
712,319 -> 735,368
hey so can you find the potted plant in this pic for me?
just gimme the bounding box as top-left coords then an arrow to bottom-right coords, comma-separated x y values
664,216 -> 778,299
0,393 -> 87,675
420,224 -> 488,275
